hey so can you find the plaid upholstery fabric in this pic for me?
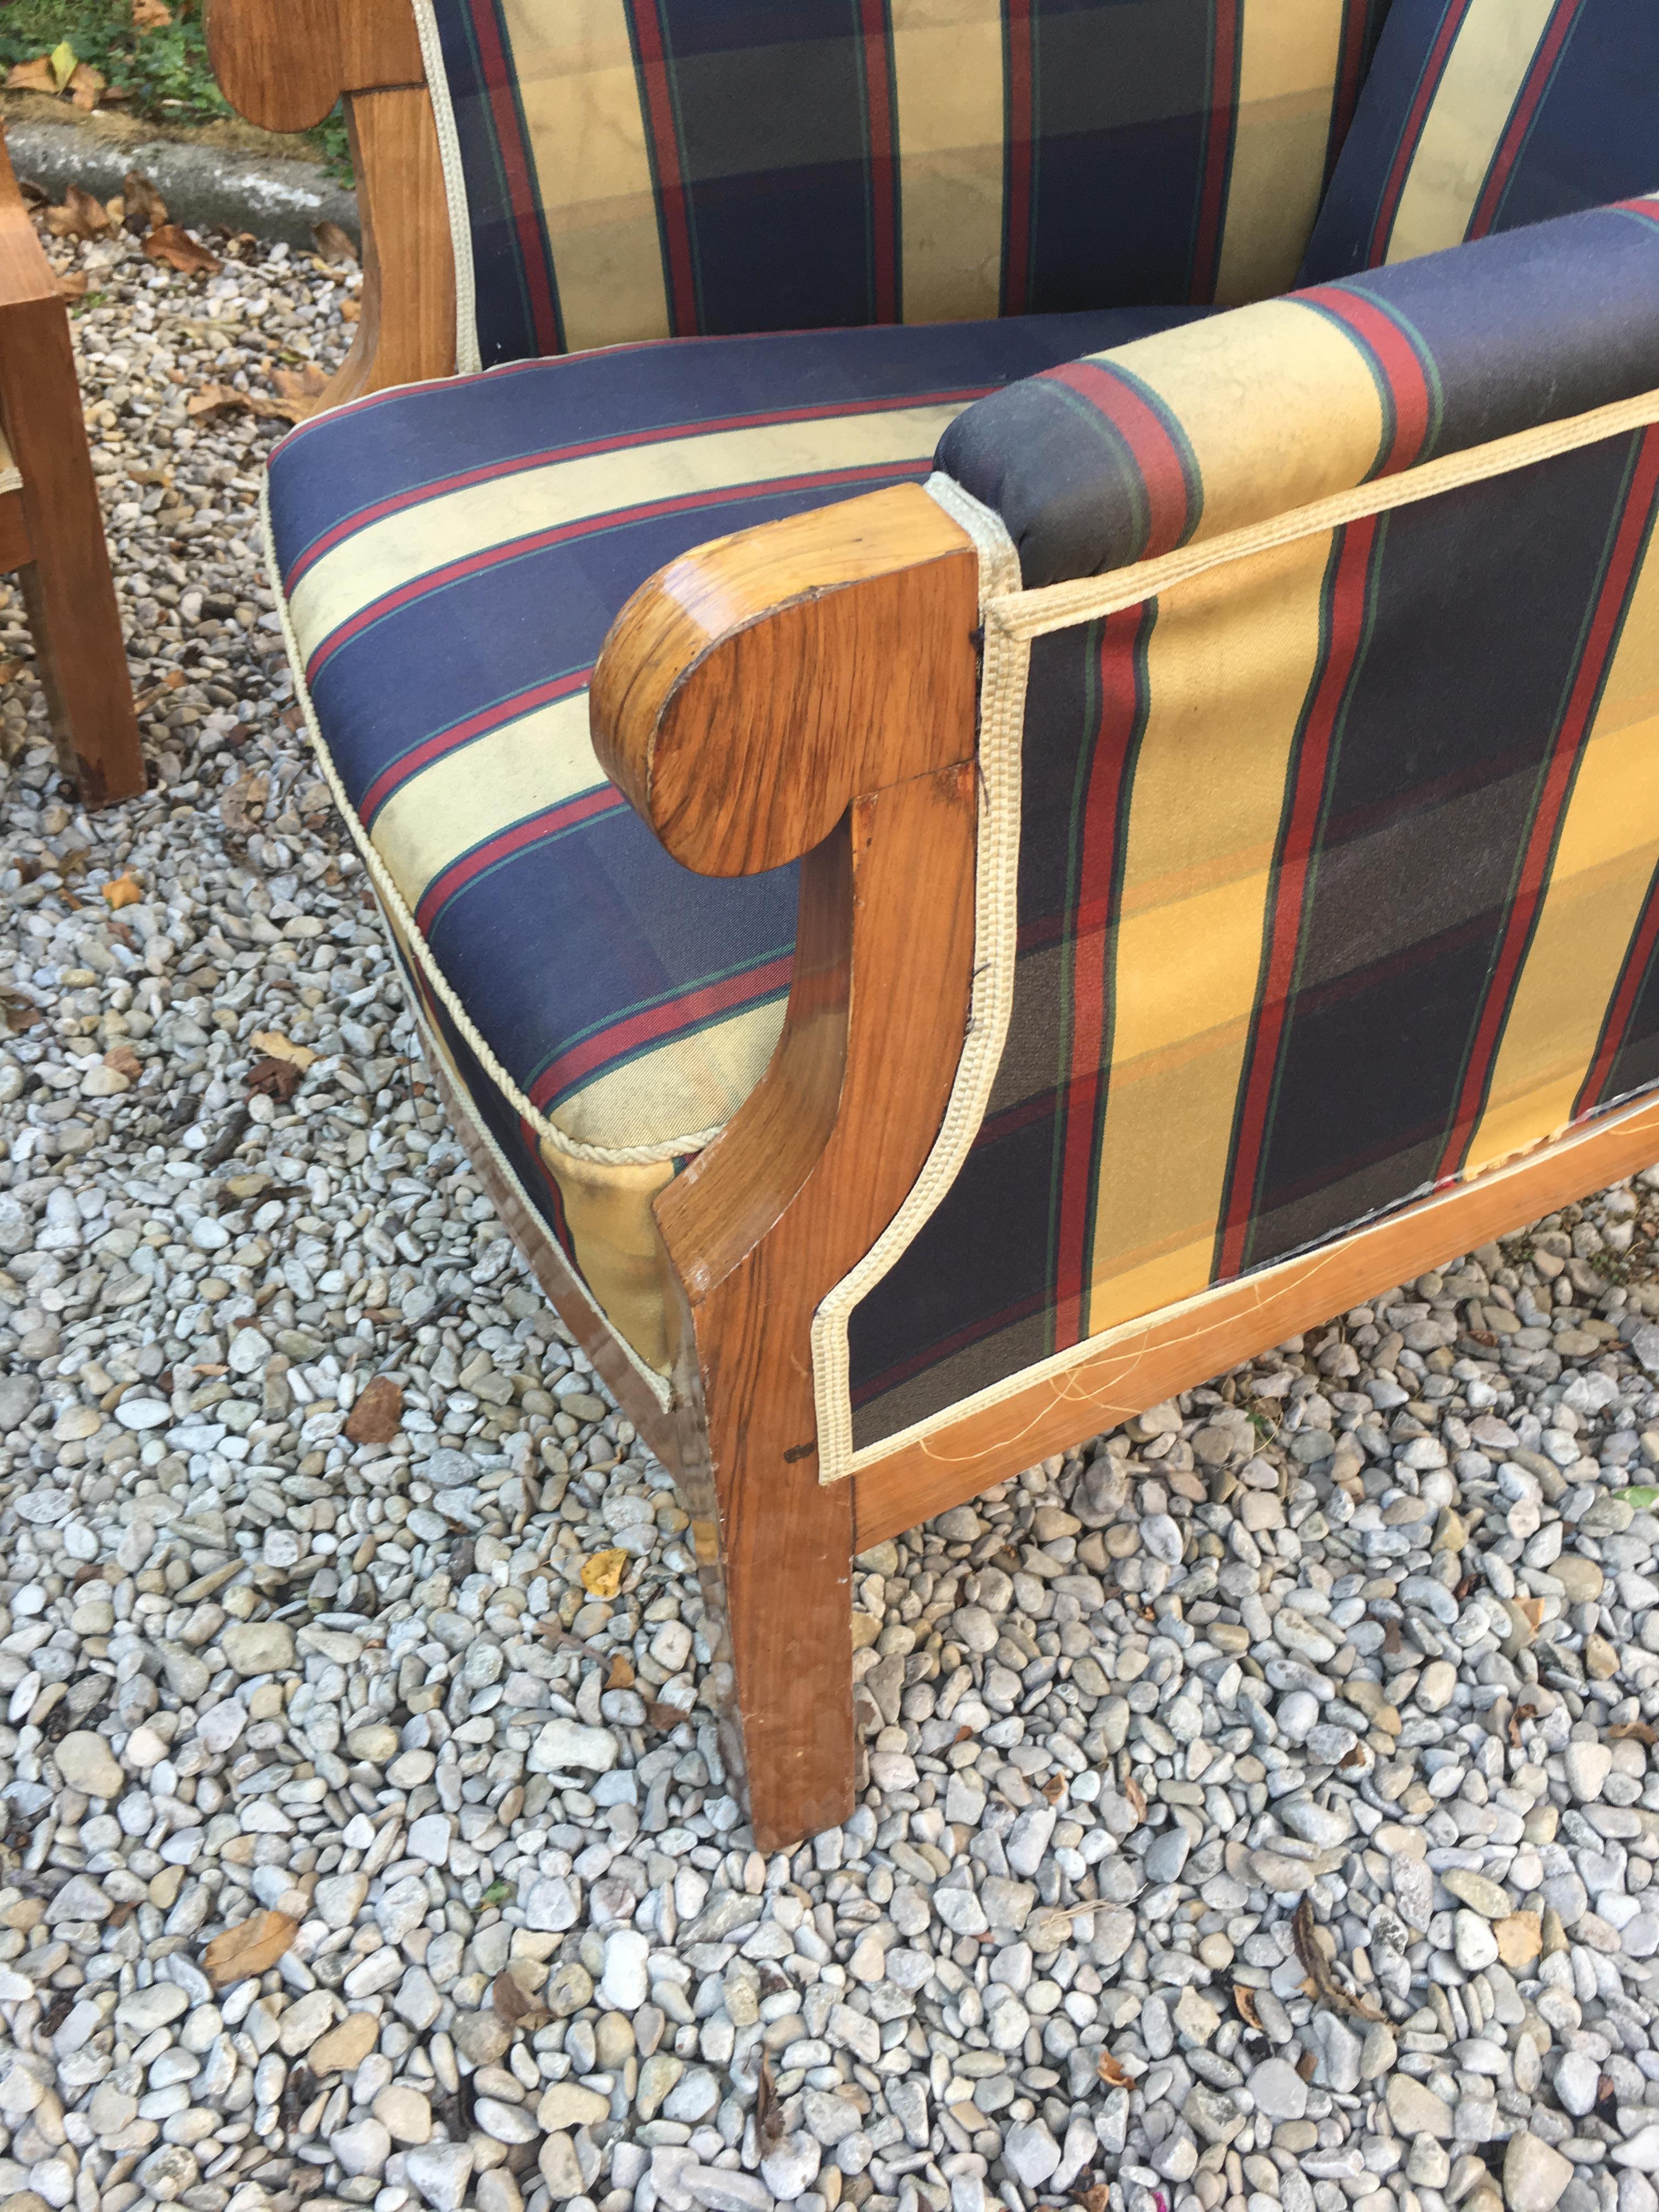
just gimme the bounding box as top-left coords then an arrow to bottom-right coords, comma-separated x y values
263,308 -> 1195,1364
425,0 -> 1392,367
940,200 -> 1659,586
1301,0 -> 1659,283
849,223 -> 1659,1449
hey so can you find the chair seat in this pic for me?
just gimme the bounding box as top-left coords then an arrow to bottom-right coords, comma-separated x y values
266,308 -> 1204,1372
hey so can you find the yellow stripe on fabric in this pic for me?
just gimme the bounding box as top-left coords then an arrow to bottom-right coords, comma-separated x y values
1094,301 -> 1386,540
1386,0 -> 1561,264
890,0 -> 1006,324
558,997 -> 787,1153
498,0 -> 671,352
1465,546 -> 1659,1177
1214,0 -> 1348,306
288,403 -> 967,663
539,1146 -> 676,1372
1081,531 -> 1334,1335
370,691 -> 597,912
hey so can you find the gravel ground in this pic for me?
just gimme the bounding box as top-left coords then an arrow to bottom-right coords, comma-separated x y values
8,211 -> 1659,2212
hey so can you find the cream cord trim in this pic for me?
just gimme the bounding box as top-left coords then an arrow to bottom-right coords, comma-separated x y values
260,479 -> 729,1169
0,467 -> 19,497
987,385 -> 1659,644
833,383 -> 1659,1481
810,475 -> 1028,1488
411,0 -> 483,378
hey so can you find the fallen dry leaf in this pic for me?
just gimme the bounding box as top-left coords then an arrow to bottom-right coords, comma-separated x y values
187,383 -> 249,422
579,1548 -> 627,1600
644,1696 -> 691,1731
69,61 -> 104,110
246,1055 -> 303,1104
345,1375 -> 403,1446
46,184 -> 111,241
2,991 -> 44,1035
1122,1773 -> 1147,1824
340,297 -> 362,324
56,270 -> 88,302
0,660 -> 21,684
490,1967 -> 550,2031
218,769 -> 268,831
49,40 -> 77,90
1233,1983 -> 1261,2028
7,57 -> 58,95
1611,1721 -> 1659,1745
103,1044 -> 141,1081
1097,2051 -> 1130,2086
102,872 -> 142,910
250,1030 -> 317,1070
605,1652 -> 635,1692
132,0 -> 174,24
122,170 -> 168,234
144,224 -> 222,276
202,1909 -> 297,1989
312,220 -> 358,266
755,2050 -> 785,2156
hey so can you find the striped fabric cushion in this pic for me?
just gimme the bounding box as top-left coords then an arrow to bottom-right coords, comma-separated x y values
263,308 -> 1195,1367
940,199 -> 1659,586
424,0 -> 1392,368
848,206 -> 1659,1451
1302,0 -> 1659,283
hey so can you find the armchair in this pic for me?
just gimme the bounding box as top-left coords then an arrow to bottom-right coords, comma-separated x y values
208,0 -> 1659,1849
0,128 -> 143,806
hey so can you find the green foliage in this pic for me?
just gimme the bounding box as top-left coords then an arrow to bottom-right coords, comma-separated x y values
0,1 -> 351,177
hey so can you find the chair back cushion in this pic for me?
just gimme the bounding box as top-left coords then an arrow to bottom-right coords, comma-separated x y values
1303,0 -> 1659,281
424,0 -> 1394,366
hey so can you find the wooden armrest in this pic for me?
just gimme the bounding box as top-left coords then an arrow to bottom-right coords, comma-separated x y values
590,483 -> 980,876
0,127 -> 55,309
206,0 -> 425,133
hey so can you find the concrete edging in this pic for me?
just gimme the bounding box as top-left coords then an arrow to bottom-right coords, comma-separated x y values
5,116 -> 359,250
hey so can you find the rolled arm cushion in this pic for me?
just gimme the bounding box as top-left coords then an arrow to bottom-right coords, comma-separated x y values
937,196 -> 1659,588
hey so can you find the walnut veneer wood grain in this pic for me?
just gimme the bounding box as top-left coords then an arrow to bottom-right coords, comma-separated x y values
205,0 -> 424,132
0,128 -> 141,805
591,485 -> 980,876
850,1088 -> 1659,1548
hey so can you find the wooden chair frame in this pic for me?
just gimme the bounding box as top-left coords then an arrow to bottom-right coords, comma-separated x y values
206,1 -> 1659,1848
0,131 -> 143,807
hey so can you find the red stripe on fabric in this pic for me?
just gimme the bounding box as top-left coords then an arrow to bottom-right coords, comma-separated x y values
1367,0 -> 1477,264
283,387 -> 991,589
304,458 -> 928,681
1468,0 -> 1583,239
469,0 -> 563,354
359,669 -> 592,825
1217,519 -> 1380,1281
1052,607 -> 1146,1351
627,1 -> 698,334
1189,0 -> 1243,304
1002,0 -> 1035,315
1576,867 -> 1659,1118
1618,199 -> 1659,230
1328,0 -> 1376,170
861,0 -> 900,323
1302,288 -> 1434,473
1437,432 -> 1659,1180
414,786 -> 627,937
531,953 -> 795,1104
1049,361 -> 1196,558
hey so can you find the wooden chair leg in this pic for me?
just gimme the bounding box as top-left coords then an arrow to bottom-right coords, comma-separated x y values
3,296 -> 142,807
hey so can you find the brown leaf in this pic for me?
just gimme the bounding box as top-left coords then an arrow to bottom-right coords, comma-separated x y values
122,170 -> 168,234
1509,1700 -> 1539,1750
1296,2045 -> 1318,2080
7,57 -> 59,95
46,185 -> 111,241
247,1055 -> 303,1103
218,770 -> 268,831
1611,1721 -> 1659,1745
0,660 -> 22,684
2,991 -> 44,1036
1233,1983 -> 1261,2029
132,0 -> 174,24
202,1909 -> 298,1988
259,363 -> 331,424
644,1697 -> 692,1732
755,2049 -> 785,2155
103,1044 -> 142,1081
345,1375 -> 403,1446
580,1549 -> 627,1600
69,62 -> 104,110
1040,1773 -> 1066,1804
605,1652 -> 635,1692
1122,1773 -> 1147,1824
187,383 -> 250,422
340,298 -> 362,324
490,1967 -> 550,2031
1096,2051 -> 1130,2086
102,872 -> 142,910
144,224 -> 222,276
250,1029 -> 317,1071
312,221 -> 358,266
55,270 -> 88,302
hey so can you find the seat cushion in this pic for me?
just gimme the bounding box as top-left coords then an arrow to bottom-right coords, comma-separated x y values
425,0 -> 1390,366
266,308 -> 1202,1372
1302,0 -> 1659,282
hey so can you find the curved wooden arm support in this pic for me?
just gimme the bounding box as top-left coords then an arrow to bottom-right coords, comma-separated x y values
205,1 -> 454,400
593,486 -> 983,1844
591,483 -> 980,876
